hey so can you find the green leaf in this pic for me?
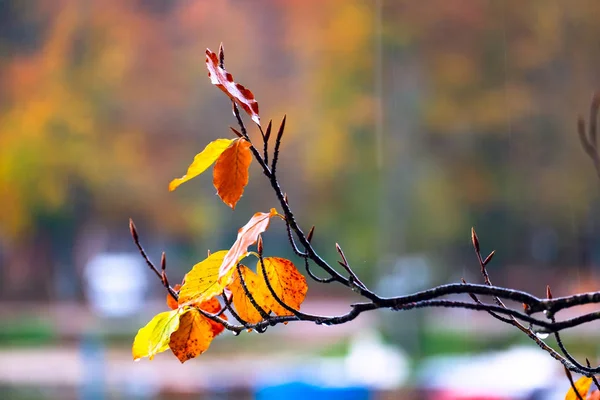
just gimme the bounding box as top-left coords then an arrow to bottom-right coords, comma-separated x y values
132,310 -> 181,361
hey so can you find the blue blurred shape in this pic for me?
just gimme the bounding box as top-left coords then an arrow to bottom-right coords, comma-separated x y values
255,382 -> 370,400
79,333 -> 106,400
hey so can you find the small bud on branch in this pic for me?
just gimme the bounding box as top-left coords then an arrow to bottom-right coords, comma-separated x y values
230,127 -> 244,138
218,42 -> 225,69
483,250 -> 495,266
257,235 -> 264,255
129,218 -> 139,242
471,227 -> 480,253
307,226 -> 315,243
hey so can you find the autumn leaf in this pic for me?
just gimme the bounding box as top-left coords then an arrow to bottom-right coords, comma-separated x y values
229,265 -> 272,324
178,250 -> 244,306
178,250 -> 228,306
206,47 -> 260,125
198,297 -> 227,336
213,138 -> 252,209
169,307 -> 214,363
219,209 -> 278,280
565,376 -> 593,400
169,138 -> 234,191
132,310 -> 181,361
257,257 -> 308,316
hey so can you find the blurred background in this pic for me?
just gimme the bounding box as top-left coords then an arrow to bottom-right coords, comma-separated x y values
1,0 -> 600,399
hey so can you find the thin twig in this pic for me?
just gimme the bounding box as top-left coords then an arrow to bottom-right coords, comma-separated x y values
271,115 -> 286,175
564,367 -> 586,400
470,228 -> 575,370
285,218 -> 307,257
586,359 -> 600,391
129,219 -> 178,301
336,243 -> 367,290
305,257 -> 335,283
221,293 -> 249,327
261,120 -> 272,165
235,263 -> 270,322
232,102 -> 249,140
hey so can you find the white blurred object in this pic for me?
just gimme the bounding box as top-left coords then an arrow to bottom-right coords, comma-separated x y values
418,345 -> 561,399
344,329 -> 410,389
83,253 -> 149,317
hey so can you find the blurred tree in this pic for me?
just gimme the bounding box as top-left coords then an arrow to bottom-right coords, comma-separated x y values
2,0 -> 600,300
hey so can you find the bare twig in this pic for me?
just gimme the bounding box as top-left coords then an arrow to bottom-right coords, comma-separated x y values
130,219 -> 178,301
305,257 -> 335,283
335,243 -> 367,291
586,359 -> 600,391
271,115 -> 286,175
285,218 -> 307,257
260,120 -> 272,165
564,367 -> 587,400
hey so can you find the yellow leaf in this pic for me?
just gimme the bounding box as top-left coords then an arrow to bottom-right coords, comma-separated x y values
169,308 -> 214,363
213,137 -> 252,209
219,209 -> 278,280
132,310 -> 181,361
178,250 -> 244,306
169,138 -> 235,191
229,265 -> 272,324
178,250 -> 228,306
565,376 -> 593,400
257,257 -> 307,316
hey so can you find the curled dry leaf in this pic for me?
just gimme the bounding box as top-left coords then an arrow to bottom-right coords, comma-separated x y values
565,376 -> 593,400
258,257 -> 308,316
132,310 -> 181,361
229,265 -> 272,324
169,308 -> 214,363
169,138 -> 234,191
213,138 -> 252,209
219,209 -> 278,280
206,48 -> 260,125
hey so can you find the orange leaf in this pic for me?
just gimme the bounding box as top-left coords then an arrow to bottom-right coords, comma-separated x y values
166,284 -> 182,310
219,209 -> 278,279
206,47 -> 260,125
228,265 -> 272,324
565,376 -> 593,400
257,257 -> 308,316
213,138 -> 252,209
169,308 -> 214,363
169,138 -> 235,191
198,297 -> 227,337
